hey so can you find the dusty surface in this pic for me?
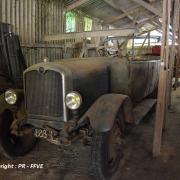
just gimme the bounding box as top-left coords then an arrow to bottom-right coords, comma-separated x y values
0,89 -> 180,180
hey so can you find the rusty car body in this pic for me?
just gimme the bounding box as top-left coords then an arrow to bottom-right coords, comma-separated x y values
2,55 -> 160,179
22,56 -> 160,179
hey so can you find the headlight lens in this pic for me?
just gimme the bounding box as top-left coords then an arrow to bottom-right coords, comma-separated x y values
65,91 -> 82,110
5,90 -> 17,105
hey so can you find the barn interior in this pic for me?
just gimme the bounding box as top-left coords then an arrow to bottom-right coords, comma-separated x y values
0,0 -> 180,180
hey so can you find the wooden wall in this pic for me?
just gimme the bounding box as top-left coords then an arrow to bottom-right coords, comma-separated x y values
0,0 -> 102,66
0,0 -> 65,66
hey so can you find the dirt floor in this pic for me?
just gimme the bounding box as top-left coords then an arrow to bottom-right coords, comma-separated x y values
0,88 -> 180,180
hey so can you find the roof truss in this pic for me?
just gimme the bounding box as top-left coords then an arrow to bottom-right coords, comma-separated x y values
131,0 -> 162,17
66,0 -> 89,11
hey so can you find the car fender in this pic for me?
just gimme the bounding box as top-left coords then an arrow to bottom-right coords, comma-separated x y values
79,94 -> 134,132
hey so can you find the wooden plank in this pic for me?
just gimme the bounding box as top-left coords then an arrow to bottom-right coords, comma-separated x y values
32,0 -> 36,43
49,1 -> 54,34
43,28 -> 136,41
6,0 -> 11,24
136,15 -> 158,28
138,33 -> 148,54
20,0 -> 24,43
39,0 -> 42,42
0,2 -> 2,21
11,0 -> 15,31
24,0 -> 28,43
153,0 -> 171,157
66,0 -> 89,11
21,43 -> 64,48
131,0 -> 162,17
148,32 -> 150,54
15,0 -> 20,35
2,0 -> 6,22
132,34 -> 135,59
28,0 -> 31,43
149,0 -> 156,2
153,65 -> 168,157
55,1 -> 58,34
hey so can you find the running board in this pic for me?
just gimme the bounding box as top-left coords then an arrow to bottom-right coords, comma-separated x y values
133,99 -> 157,125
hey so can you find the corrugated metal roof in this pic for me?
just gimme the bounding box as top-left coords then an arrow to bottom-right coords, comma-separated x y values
64,0 -> 163,32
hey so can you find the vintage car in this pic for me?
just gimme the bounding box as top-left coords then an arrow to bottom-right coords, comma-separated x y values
2,56 -> 160,180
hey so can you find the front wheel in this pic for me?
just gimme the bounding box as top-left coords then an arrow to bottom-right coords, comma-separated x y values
91,119 -> 124,180
0,110 -> 37,158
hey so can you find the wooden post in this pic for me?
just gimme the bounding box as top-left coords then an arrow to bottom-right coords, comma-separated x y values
168,0 -> 180,106
148,32 -> 150,54
174,9 -> 180,89
132,34 -> 135,59
138,33 -> 148,55
80,38 -> 88,58
153,0 -> 172,157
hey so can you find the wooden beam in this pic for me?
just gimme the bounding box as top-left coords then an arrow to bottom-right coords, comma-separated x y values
131,0 -> 162,17
138,33 -> 149,54
153,0 -> 171,157
43,28 -> 136,41
135,15 -> 158,29
66,0 -> 89,11
21,43 -> 63,48
105,14 -> 130,24
132,34 -> 135,59
104,0 -> 134,21
150,20 -> 162,28
104,0 -> 160,28
105,6 -> 139,24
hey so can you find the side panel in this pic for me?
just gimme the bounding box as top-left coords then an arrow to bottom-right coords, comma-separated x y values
106,59 -> 160,102
130,61 -> 150,102
129,61 -> 160,102
72,66 -> 109,116
110,60 -> 130,96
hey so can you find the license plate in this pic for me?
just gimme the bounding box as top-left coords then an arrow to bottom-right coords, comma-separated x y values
34,128 -> 53,139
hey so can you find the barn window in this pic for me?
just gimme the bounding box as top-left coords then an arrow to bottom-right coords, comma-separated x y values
66,12 -> 76,32
84,17 -> 92,31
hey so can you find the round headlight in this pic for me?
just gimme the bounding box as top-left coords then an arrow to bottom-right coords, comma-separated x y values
65,91 -> 82,110
5,90 -> 17,105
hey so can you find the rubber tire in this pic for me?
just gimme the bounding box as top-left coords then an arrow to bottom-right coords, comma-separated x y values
0,109 -> 37,159
91,121 -> 123,180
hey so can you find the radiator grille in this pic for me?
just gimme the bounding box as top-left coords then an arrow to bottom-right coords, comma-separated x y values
25,70 -> 63,118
